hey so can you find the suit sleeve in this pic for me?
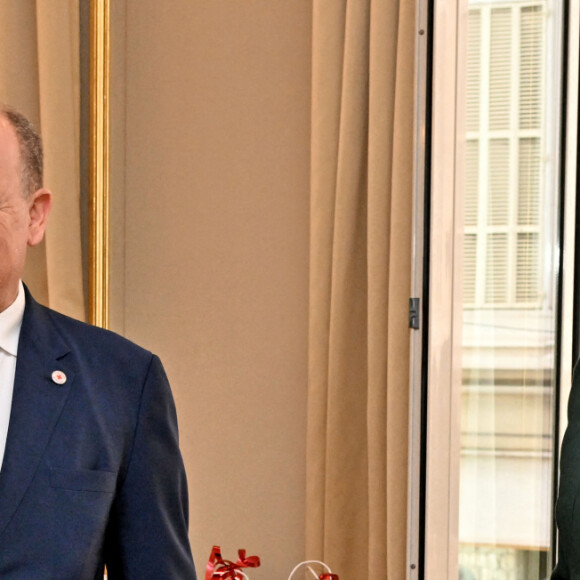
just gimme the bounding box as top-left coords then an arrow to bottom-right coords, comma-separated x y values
103,355 -> 197,579
551,361 -> 580,580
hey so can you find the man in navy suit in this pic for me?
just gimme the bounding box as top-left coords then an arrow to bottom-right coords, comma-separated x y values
0,106 -> 197,578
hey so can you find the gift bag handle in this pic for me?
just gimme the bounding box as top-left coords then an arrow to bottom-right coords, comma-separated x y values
287,560 -> 335,580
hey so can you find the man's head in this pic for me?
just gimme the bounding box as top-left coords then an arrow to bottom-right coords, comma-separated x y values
0,106 -> 51,312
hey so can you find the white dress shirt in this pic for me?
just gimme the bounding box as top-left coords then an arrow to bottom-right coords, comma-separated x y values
0,281 -> 25,471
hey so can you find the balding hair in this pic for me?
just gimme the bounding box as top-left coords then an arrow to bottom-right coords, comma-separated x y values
0,105 -> 43,198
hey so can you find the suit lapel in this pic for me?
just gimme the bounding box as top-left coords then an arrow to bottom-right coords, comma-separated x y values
0,290 -> 75,536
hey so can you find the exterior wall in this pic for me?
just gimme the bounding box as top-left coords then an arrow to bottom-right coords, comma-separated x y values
109,2 -> 312,576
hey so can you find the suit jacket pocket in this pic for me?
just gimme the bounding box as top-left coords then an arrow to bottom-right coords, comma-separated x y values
49,468 -> 117,493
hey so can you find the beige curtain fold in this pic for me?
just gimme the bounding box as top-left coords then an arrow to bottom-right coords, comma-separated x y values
307,1 -> 415,577
0,0 -> 84,320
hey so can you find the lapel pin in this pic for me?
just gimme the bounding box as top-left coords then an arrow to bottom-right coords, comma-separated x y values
51,370 -> 67,385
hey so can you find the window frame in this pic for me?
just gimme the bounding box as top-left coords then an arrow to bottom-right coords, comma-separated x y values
412,0 -> 579,578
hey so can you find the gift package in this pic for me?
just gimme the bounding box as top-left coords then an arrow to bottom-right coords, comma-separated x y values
205,546 -> 339,580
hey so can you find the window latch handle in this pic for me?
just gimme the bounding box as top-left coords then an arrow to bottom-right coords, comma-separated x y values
409,298 -> 420,330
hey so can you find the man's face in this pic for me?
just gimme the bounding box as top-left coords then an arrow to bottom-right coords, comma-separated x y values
0,117 -> 51,312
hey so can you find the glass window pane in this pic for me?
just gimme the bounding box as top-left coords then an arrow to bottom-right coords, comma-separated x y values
459,1 -> 561,579
489,7 -> 512,131
518,137 -> 541,226
485,232 -> 509,303
465,140 -> 480,227
520,6 -> 543,130
467,11 -> 482,132
488,139 -> 511,227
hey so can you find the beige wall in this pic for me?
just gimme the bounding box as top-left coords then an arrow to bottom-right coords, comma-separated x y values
110,2 -> 312,577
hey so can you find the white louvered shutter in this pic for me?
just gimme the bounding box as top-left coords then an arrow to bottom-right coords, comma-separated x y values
464,1 -> 545,308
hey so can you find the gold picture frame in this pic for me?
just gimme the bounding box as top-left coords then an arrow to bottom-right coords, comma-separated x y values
89,0 -> 110,329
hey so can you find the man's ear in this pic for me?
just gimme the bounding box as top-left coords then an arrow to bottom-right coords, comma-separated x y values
27,188 -> 52,247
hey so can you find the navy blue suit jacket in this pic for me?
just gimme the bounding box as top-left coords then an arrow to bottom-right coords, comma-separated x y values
0,288 -> 197,579
553,360 -> 580,579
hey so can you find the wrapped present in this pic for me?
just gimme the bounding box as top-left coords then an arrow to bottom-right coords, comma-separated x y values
205,546 -> 260,580
287,560 -> 339,580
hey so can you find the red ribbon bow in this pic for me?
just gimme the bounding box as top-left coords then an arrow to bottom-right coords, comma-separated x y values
320,575 -> 339,580
205,545 -> 261,580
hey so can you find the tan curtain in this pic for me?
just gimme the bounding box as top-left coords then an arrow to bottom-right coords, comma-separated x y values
0,0 -> 84,320
307,0 -> 415,577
